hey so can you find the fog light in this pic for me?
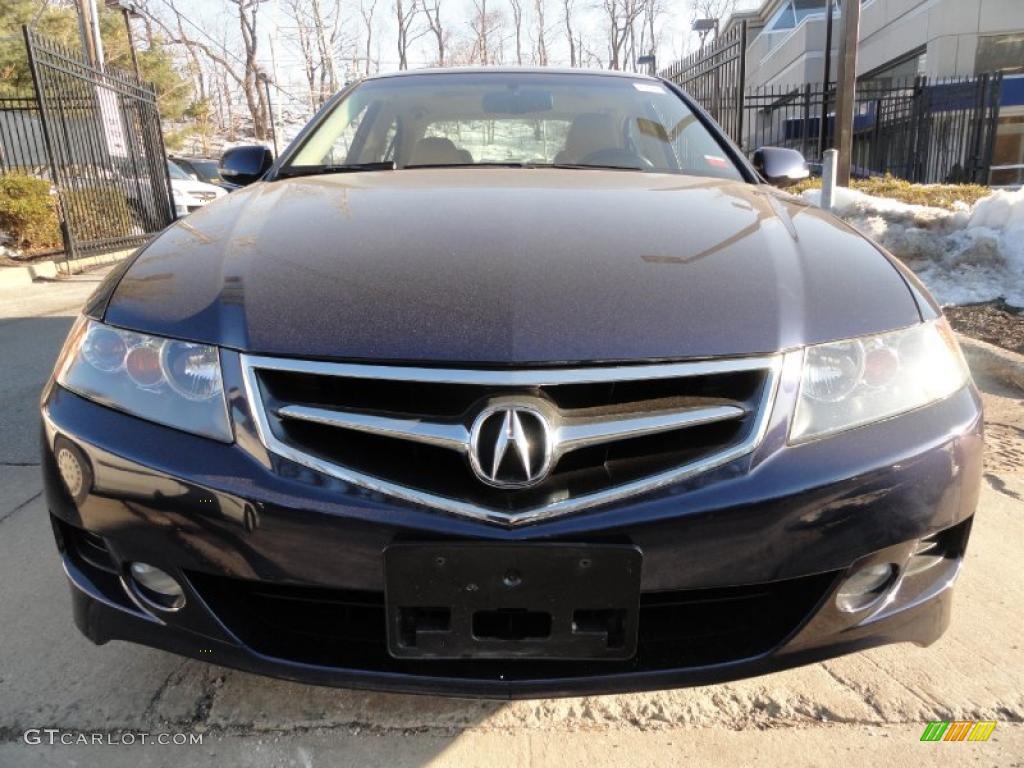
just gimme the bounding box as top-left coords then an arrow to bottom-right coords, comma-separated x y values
128,562 -> 185,611
836,563 -> 897,613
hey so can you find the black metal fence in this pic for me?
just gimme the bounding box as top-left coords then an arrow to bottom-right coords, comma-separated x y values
661,34 -> 1004,185
661,23 -> 748,145
17,28 -> 174,259
742,76 -> 1003,184
0,96 -> 50,174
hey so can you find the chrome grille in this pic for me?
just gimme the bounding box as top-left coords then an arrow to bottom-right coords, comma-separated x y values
241,355 -> 782,526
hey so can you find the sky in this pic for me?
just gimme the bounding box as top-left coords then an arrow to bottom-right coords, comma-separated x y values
155,0 -> 764,113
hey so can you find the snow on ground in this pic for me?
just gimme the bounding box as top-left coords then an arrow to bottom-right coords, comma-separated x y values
804,186 -> 1024,309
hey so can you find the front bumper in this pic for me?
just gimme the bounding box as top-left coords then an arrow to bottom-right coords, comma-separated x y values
40,359 -> 984,698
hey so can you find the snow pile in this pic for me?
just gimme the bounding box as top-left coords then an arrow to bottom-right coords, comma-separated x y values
804,186 -> 1024,308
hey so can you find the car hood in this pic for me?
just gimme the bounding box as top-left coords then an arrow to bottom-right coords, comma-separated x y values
103,169 -> 922,364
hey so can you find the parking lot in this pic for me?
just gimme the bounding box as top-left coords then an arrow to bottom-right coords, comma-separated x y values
1,268 -> 1022,767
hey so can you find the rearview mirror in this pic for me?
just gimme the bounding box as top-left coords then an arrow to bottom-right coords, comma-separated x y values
752,147 -> 810,188
482,90 -> 554,115
220,145 -> 274,186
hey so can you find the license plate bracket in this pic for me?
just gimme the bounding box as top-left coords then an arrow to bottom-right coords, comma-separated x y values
384,543 -> 642,660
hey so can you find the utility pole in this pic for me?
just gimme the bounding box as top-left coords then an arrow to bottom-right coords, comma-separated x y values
86,0 -> 106,69
818,0 -> 835,157
834,0 -> 861,186
76,0 -> 98,67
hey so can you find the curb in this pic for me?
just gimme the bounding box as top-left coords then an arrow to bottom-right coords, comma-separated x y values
0,248 -> 133,289
957,334 -> 1024,393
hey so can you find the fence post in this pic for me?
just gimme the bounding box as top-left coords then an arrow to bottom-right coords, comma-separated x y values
912,76 -> 929,183
978,73 -> 1002,185
736,21 -> 747,146
22,25 -> 77,267
967,73 -> 999,184
821,149 -> 838,212
802,83 -> 812,158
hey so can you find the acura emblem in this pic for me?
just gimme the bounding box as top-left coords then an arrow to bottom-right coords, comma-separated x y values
469,403 -> 553,489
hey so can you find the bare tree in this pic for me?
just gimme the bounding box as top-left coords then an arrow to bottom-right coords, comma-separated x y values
138,0 -> 270,139
469,0 -> 505,65
601,0 -> 643,70
578,34 -> 604,68
359,0 -> 379,75
286,0 -> 319,109
636,0 -> 664,68
424,0 -> 447,66
233,0 -> 270,138
312,0 -> 343,100
508,0 -> 524,65
395,0 -> 424,70
561,0 -> 576,67
286,0 -> 344,107
690,0 -> 736,49
532,0 -> 548,65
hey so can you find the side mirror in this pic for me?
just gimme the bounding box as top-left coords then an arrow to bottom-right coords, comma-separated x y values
752,147 -> 810,188
220,145 -> 274,186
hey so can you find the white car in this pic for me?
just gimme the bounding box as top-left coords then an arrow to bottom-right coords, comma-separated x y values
167,160 -> 226,217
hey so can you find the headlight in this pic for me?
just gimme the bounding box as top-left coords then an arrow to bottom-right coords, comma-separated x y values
791,319 -> 969,443
56,318 -> 231,442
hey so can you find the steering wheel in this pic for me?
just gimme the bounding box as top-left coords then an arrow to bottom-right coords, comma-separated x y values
579,148 -> 654,169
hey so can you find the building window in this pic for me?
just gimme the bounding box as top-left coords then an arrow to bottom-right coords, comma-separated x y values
860,48 -> 928,86
975,34 -> 1024,75
766,0 -> 836,33
990,111 -> 1024,188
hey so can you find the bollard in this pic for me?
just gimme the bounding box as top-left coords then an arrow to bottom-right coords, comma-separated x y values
821,149 -> 838,212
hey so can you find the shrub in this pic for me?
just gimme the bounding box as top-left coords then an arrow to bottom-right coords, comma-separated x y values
0,172 -> 61,250
64,185 -> 138,242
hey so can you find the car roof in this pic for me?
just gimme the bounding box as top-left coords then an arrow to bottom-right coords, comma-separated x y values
365,67 -> 660,83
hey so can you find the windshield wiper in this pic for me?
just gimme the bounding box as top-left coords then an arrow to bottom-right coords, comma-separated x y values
403,162 -> 528,169
403,161 -> 649,172
541,163 -> 647,172
277,161 -> 397,178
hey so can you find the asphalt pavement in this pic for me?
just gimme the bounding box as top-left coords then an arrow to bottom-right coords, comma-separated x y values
0,268 -> 1021,767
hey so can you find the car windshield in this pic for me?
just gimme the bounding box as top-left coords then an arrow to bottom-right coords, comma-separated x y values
284,72 -> 742,180
167,160 -> 191,180
190,160 -> 223,182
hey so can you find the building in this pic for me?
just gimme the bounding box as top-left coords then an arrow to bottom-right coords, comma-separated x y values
722,0 -> 1024,185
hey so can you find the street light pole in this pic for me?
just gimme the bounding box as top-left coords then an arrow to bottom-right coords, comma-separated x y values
107,2 -> 143,80
122,9 -> 141,80
834,0 -> 861,186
